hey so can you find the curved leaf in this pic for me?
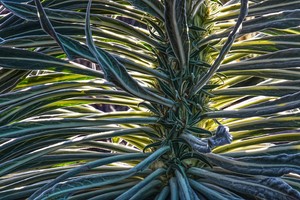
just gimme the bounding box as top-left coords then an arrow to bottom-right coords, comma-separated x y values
85,0 -> 174,107
164,0 -> 190,69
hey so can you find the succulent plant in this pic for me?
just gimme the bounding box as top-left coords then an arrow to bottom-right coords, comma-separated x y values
0,0 -> 300,199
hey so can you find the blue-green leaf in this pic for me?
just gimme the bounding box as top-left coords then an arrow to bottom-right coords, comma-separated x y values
85,0 -> 174,107
127,0 -> 164,20
204,100 -> 300,118
0,47 -> 104,78
189,167 -> 300,200
164,0 -> 190,70
28,153 -> 148,199
206,153 -> 300,176
192,0 -> 248,95
115,168 -> 165,200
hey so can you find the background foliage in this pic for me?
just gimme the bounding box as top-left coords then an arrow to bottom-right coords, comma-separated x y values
0,0 -> 300,199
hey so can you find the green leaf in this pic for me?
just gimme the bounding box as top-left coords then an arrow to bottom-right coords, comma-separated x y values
130,180 -> 161,200
212,85 -> 300,97
180,152 -> 213,168
175,169 -> 196,200
211,10 -> 300,42
127,0 -> 164,20
0,69 -> 29,94
155,186 -> 170,200
2,1 -> 160,47
0,117 -> 159,138
223,69 -> 300,80
219,49 -> 300,71
230,35 -> 300,53
28,153 -> 148,200
164,0 -> 190,69
218,0 -> 300,21
189,167 -> 300,200
134,145 -> 171,171
214,130 -> 300,153
115,168 -> 165,200
85,0 -> 174,107
67,181 -> 139,200
143,141 -> 162,152
0,128 -> 152,176
1,33 -> 167,79
223,140 -> 300,157
0,0 -> 31,2
192,0 -> 249,94
206,153 -> 300,176
34,171 -> 138,200
0,89 -> 133,125
204,99 -> 300,118
235,153 -> 300,165
189,179 -> 229,200
33,0 -> 72,59
1,0 -> 300,198
169,177 -> 179,200
0,47 -> 104,78
190,0 -> 205,19
248,91 -> 300,108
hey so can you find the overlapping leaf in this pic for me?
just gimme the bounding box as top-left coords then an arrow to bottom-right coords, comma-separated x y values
0,0 -> 300,199
164,0 -> 190,69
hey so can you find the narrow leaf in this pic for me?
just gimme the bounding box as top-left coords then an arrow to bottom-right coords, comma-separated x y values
0,47 -> 104,78
127,0 -> 164,20
247,91 -> 300,108
175,169 -> 197,200
115,168 -> 165,200
219,49 -> 300,71
29,153 -> 148,200
206,153 -> 300,176
155,186 -> 170,200
169,177 -> 179,200
189,179 -> 229,200
34,0 -> 72,59
165,0 -> 190,70
192,0 -> 248,94
85,0 -> 174,107
204,100 -> 300,118
236,153 -> 300,165
130,180 -> 161,200
34,170 -> 137,200
189,167 -> 300,200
